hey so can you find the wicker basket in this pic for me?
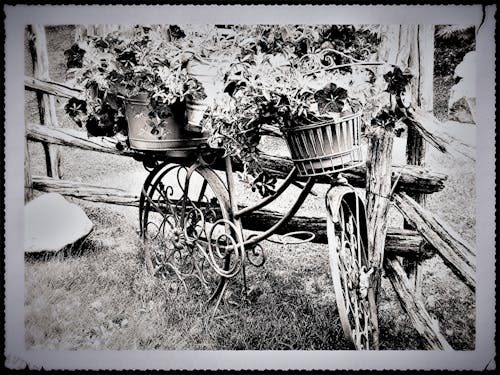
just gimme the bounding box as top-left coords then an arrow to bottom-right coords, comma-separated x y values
282,112 -> 364,177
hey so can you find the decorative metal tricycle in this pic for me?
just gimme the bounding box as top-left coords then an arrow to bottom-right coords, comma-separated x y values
136,113 -> 379,351
135,56 -> 411,351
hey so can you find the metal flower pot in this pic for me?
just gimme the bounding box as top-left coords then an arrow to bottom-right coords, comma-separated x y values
186,58 -> 229,132
125,93 -> 207,158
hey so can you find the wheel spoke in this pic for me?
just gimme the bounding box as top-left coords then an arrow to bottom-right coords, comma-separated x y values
198,179 -> 209,205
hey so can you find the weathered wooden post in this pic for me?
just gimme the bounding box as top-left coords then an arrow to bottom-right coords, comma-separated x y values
375,25 -> 457,349
27,24 -> 62,179
377,24 -> 435,297
403,25 -> 435,298
365,120 -> 395,349
25,140 -> 34,202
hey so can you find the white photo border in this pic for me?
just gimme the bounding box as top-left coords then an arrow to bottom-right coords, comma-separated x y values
4,4 -> 496,370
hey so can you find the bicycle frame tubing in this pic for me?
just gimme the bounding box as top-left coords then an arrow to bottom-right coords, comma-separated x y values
240,177 -> 314,248
224,158 -> 315,248
234,167 -> 299,219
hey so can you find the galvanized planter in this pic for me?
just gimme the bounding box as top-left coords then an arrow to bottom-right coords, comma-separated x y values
186,57 -> 230,132
124,93 -> 207,158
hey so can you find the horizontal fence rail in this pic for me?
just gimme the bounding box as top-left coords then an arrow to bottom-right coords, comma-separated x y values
25,75 -> 83,99
32,174 -> 433,259
25,76 -> 474,161
26,123 -> 448,195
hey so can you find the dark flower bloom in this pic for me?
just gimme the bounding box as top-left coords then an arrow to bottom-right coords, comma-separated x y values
169,25 -> 186,40
383,67 -> 413,96
64,97 -> 87,117
314,83 -> 348,114
117,50 -> 137,68
64,43 -> 86,68
85,116 -> 114,137
251,172 -> 278,197
93,37 -> 109,50
371,108 -> 399,129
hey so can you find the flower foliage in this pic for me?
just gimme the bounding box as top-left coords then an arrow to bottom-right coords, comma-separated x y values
64,25 -> 206,138
62,24 -> 411,197
202,51 -> 379,181
234,25 -> 380,63
383,67 -> 413,96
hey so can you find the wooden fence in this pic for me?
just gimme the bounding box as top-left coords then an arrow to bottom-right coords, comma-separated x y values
24,25 -> 475,350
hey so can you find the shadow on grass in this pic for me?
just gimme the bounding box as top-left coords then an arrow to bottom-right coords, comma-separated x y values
24,232 -> 101,264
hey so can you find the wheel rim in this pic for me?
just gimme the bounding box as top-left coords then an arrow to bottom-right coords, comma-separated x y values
139,162 -> 244,300
327,191 -> 377,349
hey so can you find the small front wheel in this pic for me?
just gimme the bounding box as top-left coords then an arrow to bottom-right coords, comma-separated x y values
326,186 -> 379,350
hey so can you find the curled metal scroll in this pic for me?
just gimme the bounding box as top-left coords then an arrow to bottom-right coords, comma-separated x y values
297,48 -> 360,74
140,163 -> 245,299
244,234 -> 266,268
296,48 -> 397,78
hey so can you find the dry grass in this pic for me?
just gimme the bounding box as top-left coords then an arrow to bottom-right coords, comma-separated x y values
25,202 -> 350,350
24,25 -> 475,351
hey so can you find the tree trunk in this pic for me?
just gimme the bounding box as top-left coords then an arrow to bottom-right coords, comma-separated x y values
415,25 -> 435,112
27,24 -> 62,179
377,25 -> 400,64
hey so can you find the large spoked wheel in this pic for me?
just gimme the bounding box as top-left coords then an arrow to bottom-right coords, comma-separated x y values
326,187 -> 379,350
139,161 -> 245,302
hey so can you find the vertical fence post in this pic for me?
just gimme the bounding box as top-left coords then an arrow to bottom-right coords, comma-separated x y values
27,24 -> 62,179
378,24 -> 435,298
365,123 -> 395,349
404,25 -> 434,299
25,139 -> 34,202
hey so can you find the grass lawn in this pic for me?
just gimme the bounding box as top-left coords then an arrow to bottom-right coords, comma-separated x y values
24,26 -> 476,351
